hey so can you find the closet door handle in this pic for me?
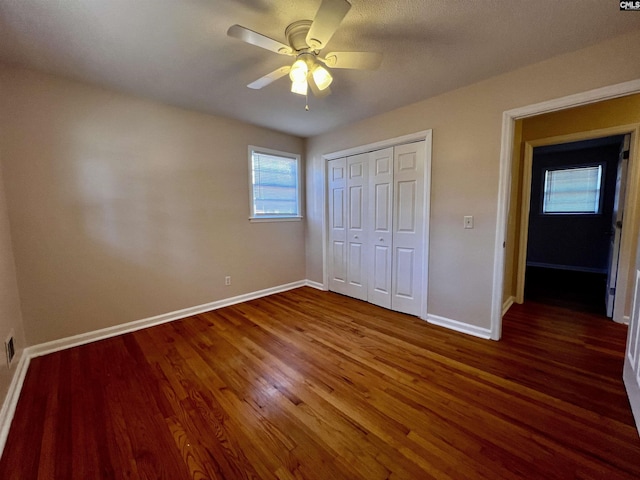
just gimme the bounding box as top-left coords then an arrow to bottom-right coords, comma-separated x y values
379,237 -> 384,242
354,235 -> 359,239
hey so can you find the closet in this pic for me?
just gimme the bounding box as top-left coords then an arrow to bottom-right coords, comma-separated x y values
327,140 -> 427,316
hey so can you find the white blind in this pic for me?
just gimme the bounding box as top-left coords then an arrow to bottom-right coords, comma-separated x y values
251,152 -> 299,216
543,165 -> 602,214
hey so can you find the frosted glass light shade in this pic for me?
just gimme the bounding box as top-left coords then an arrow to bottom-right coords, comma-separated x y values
291,79 -> 308,95
312,65 -> 333,90
289,59 -> 308,83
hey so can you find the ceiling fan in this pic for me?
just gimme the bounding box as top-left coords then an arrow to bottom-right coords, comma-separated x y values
227,0 -> 382,101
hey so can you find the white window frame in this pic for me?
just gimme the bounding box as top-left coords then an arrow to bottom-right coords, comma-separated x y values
248,146 -> 302,222
541,163 -> 605,215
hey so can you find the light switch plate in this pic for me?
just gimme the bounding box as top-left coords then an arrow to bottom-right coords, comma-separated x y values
464,216 -> 474,229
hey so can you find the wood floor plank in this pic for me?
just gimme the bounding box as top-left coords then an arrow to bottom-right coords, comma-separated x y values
1,287 -> 639,479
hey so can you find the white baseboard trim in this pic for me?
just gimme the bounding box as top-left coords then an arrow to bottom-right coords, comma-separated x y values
502,296 -> 515,317
612,315 -> 631,325
29,280 -> 307,359
427,314 -> 492,340
305,280 -> 326,290
0,351 -> 31,456
0,280 -> 311,458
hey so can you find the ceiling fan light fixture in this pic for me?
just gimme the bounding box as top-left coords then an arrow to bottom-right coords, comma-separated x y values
291,79 -> 308,95
289,58 -> 309,83
311,64 -> 333,90
228,0 -> 381,99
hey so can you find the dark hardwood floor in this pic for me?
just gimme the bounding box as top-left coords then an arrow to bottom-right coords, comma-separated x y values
1,287 -> 639,479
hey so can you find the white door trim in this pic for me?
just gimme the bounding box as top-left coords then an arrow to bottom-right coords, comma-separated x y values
492,79 -> 640,340
322,130 -> 432,320
322,130 -> 433,161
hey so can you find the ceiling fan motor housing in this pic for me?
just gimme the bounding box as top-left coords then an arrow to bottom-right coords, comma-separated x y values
285,20 -> 315,52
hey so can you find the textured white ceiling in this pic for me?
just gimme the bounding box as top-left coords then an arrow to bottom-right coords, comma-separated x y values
1,0 -> 640,137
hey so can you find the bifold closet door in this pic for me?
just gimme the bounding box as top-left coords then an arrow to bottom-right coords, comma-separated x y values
367,147 -> 394,309
328,141 -> 426,317
328,154 -> 368,300
391,141 -> 426,316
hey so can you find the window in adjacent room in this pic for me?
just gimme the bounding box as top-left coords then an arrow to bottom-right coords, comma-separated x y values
542,164 -> 603,214
249,146 -> 301,221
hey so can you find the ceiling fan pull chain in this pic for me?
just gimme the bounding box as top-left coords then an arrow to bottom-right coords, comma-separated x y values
305,90 -> 310,111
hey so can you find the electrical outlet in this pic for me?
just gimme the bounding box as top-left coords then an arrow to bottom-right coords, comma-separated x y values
225,276 -> 231,286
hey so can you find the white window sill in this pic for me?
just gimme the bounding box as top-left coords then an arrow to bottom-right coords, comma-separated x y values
249,216 -> 303,223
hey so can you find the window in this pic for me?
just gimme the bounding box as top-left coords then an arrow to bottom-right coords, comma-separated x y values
542,164 -> 603,214
249,146 -> 301,221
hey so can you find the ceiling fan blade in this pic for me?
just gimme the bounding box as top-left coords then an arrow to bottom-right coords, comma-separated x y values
248,66 -> 291,89
308,74 -> 332,98
321,51 -> 382,70
227,25 -> 294,55
305,0 -> 352,51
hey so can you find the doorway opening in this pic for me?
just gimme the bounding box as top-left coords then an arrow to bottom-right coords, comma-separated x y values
494,85 -> 640,436
523,135 -> 628,316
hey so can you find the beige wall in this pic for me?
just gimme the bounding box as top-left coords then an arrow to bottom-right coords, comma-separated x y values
0,156 -> 26,405
306,29 -> 640,330
504,93 -> 640,316
0,67 -> 305,345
